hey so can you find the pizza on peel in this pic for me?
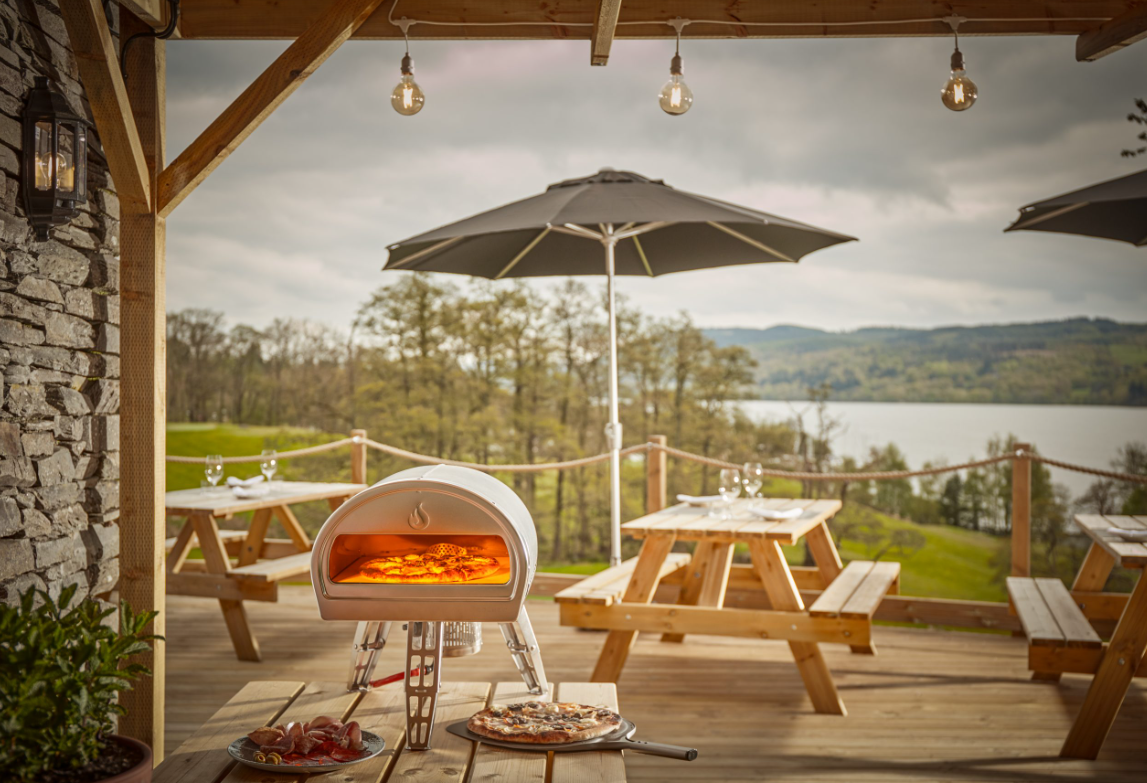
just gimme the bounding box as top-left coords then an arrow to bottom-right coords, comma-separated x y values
467,702 -> 623,744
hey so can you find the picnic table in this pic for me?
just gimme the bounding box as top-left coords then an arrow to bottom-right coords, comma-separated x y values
557,497 -> 901,716
165,481 -> 366,661
152,680 -> 627,783
1009,514 -> 1147,759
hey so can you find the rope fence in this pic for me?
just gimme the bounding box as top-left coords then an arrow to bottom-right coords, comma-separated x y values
164,435 -> 1147,485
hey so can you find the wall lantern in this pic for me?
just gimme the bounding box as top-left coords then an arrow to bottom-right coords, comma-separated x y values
23,76 -> 88,241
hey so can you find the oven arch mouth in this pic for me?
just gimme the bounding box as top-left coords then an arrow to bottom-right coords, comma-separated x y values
311,466 -> 538,623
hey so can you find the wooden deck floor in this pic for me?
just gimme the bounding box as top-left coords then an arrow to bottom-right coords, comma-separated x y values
165,587 -> 1147,782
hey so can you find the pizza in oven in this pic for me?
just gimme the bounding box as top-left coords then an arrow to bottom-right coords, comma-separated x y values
467,702 -> 623,744
357,544 -> 500,584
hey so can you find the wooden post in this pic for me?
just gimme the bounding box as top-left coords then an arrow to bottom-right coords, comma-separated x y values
118,11 -> 166,760
351,429 -> 367,484
1011,443 -> 1032,578
646,435 -> 667,514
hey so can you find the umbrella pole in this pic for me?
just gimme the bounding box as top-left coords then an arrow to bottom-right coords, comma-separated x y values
604,232 -> 622,567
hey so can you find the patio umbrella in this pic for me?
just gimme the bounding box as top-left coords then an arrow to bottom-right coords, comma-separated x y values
383,168 -> 856,566
1005,167 -> 1147,246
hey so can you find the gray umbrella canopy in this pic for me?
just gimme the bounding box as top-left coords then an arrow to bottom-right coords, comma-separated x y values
385,169 -> 857,277
1005,168 -> 1147,247
383,168 -> 856,565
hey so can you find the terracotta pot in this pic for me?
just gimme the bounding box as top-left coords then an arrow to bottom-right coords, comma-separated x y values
100,735 -> 152,783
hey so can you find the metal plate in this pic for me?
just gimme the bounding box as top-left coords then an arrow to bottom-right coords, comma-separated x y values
445,717 -> 636,753
227,730 -> 386,774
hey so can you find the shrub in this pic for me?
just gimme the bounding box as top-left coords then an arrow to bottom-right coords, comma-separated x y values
0,585 -> 162,781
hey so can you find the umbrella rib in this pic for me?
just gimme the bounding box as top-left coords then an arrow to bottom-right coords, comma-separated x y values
707,222 -> 798,263
384,236 -> 465,269
614,221 -> 671,240
494,227 -> 551,280
555,223 -> 604,240
632,235 -> 654,277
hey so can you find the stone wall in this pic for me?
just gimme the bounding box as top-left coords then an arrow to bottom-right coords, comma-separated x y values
0,0 -> 121,608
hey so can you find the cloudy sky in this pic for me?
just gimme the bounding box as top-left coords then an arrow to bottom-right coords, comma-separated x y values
163,31 -> 1147,333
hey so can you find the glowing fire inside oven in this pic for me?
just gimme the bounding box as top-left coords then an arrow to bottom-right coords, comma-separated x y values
329,534 -> 511,585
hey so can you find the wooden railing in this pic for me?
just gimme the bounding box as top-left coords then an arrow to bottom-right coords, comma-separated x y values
168,429 -> 1147,632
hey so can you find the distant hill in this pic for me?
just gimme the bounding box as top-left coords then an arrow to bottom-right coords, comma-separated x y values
704,318 -> 1147,405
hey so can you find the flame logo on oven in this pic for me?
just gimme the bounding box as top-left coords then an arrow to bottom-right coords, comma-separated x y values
408,503 -> 430,530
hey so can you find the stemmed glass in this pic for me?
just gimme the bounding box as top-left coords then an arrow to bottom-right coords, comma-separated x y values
260,449 -> 278,486
204,455 -> 223,488
742,462 -> 764,507
718,468 -> 742,520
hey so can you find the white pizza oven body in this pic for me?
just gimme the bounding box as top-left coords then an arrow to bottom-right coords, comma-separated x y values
311,465 -> 547,749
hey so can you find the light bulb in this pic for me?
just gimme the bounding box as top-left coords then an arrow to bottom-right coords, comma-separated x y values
941,50 -> 977,111
391,54 -> 424,116
659,54 -> 692,115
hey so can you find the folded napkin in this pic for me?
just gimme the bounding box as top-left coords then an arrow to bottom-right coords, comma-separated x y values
232,484 -> 270,499
748,507 -> 803,521
676,494 -> 722,507
227,475 -> 265,488
1106,527 -> 1147,543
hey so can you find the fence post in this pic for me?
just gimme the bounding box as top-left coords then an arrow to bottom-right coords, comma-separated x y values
1011,442 -> 1032,577
351,429 -> 368,485
647,435 -> 667,514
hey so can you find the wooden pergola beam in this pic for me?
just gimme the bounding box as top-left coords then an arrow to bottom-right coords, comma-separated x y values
176,0 -> 1136,40
591,0 -> 623,65
60,0 -> 151,213
119,0 -> 169,28
1076,5 -> 1147,60
156,0 -> 387,217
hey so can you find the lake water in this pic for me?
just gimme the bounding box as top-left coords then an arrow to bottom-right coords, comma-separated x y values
735,401 -> 1147,498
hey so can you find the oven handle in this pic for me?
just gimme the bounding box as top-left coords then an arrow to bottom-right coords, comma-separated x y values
370,663 -> 432,688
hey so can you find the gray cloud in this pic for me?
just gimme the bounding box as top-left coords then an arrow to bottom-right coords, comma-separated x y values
163,34 -> 1147,331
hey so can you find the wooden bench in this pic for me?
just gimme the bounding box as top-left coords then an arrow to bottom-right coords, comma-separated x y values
554,553 -> 691,607
809,560 -> 901,655
1007,576 -> 1103,683
230,551 -> 314,582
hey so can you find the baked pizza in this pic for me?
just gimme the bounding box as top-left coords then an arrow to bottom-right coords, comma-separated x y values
466,702 -> 623,744
357,544 -> 500,584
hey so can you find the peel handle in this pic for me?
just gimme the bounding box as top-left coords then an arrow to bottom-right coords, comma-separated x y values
595,739 -> 698,760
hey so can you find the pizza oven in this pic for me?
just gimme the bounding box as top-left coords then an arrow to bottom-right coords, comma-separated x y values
311,465 -> 547,749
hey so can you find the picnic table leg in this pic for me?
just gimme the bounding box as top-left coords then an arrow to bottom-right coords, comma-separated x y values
591,534 -> 676,683
663,541 -> 735,643
238,508 -> 273,567
166,518 -> 195,573
806,522 -> 875,655
272,504 -> 312,552
1061,569 -> 1147,759
326,495 -> 349,512
190,511 -> 261,662
749,539 -> 846,716
662,540 -> 715,643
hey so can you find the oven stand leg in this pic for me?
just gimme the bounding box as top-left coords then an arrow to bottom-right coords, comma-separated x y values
348,621 -> 391,692
500,607 -> 549,698
405,621 -> 443,750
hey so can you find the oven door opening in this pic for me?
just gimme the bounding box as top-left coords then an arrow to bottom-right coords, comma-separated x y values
329,534 -> 511,585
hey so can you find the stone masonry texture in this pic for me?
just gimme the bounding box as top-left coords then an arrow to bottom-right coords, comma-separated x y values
0,0 -> 121,609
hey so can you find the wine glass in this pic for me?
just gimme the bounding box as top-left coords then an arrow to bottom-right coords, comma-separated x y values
742,462 -> 765,506
718,468 -> 742,520
205,455 -> 223,487
260,449 -> 278,485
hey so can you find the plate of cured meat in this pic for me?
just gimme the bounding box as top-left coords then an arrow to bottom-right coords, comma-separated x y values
227,714 -> 385,773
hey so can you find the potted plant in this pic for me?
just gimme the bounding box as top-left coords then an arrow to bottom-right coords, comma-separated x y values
0,584 -> 163,782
